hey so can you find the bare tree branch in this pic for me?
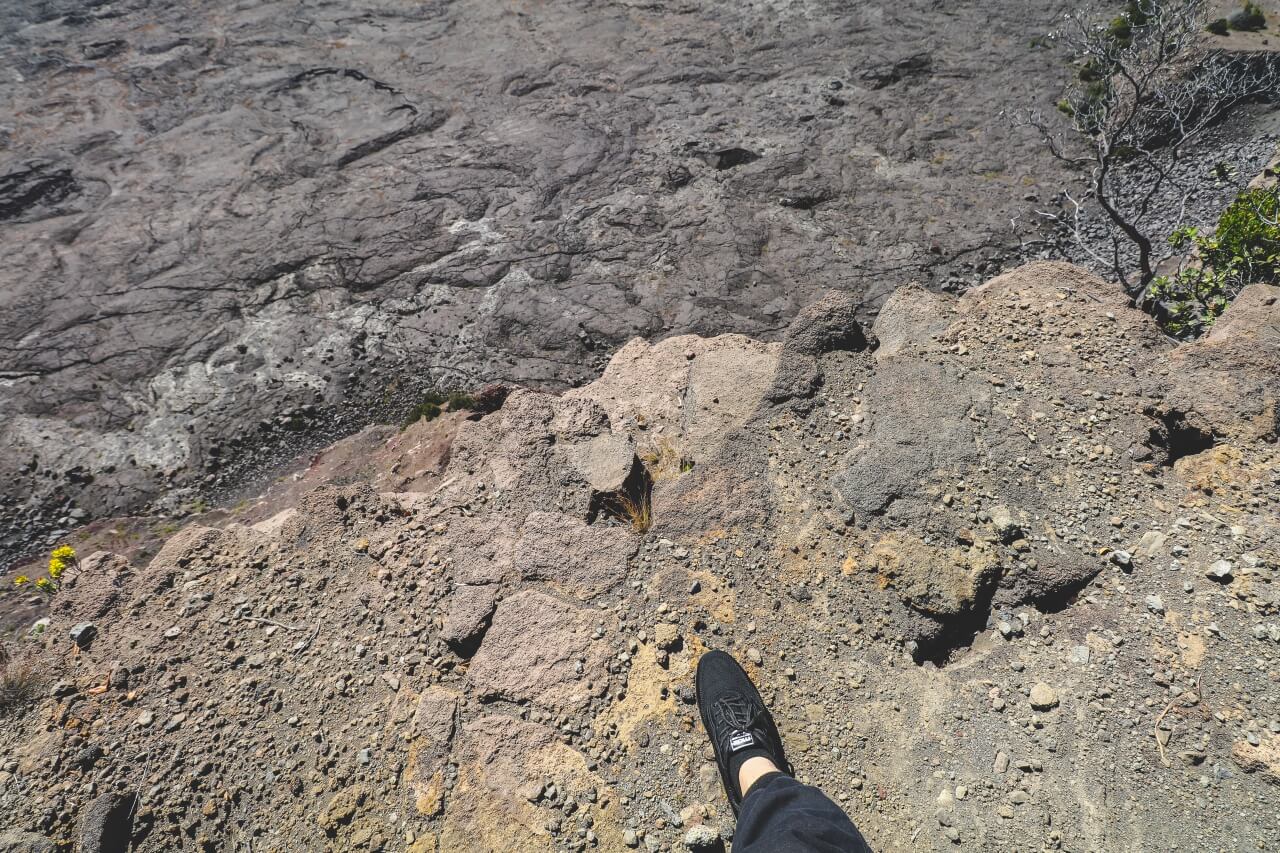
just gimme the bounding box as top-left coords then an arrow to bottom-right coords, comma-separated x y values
1025,0 -> 1280,298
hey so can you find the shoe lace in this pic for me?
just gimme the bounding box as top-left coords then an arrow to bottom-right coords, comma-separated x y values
712,694 -> 766,741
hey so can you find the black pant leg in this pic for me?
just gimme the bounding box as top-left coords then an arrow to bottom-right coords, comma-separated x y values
733,772 -> 872,853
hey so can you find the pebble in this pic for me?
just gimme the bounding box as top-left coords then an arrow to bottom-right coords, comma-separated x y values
163,626 -> 183,640
70,622 -> 98,648
1206,560 -> 1233,580
683,825 -> 719,850
136,710 -> 154,727
994,751 -> 1009,774
1069,645 -> 1090,665
1110,550 -> 1132,569
623,828 -> 639,848
1144,595 -> 1164,614
1029,682 -> 1058,711
747,648 -> 763,665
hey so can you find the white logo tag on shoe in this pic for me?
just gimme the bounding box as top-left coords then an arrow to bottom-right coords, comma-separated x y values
728,731 -> 755,751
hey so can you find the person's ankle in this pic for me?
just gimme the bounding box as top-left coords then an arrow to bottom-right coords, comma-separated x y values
737,755 -> 781,798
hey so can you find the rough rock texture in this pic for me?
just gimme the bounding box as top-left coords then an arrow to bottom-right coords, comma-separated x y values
0,0 -> 1084,560
1,263 -> 1278,851
0,833 -> 56,853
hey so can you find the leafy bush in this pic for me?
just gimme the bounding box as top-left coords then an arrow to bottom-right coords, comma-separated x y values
401,391 -> 445,428
1148,186 -> 1280,336
1206,17 -> 1230,35
446,390 -> 476,411
401,386 -> 503,428
1229,2 -> 1267,31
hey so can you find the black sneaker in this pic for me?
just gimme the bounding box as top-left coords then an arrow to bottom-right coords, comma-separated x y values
695,649 -> 792,815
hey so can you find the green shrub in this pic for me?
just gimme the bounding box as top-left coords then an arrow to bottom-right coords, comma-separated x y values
402,390 -> 446,428
1206,17 -> 1230,35
1229,2 -> 1267,31
401,388 -> 483,428
1106,2 -> 1151,47
1149,187 -> 1280,336
446,390 -> 476,411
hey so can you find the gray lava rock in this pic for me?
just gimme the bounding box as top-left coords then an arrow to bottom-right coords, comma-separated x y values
69,622 -> 97,648
0,832 -> 56,853
0,0 -> 1086,559
78,791 -> 135,853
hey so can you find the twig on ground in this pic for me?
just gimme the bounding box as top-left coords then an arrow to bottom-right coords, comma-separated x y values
240,615 -> 305,631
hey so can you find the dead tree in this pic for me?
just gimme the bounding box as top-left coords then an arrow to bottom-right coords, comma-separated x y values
1029,0 -> 1280,297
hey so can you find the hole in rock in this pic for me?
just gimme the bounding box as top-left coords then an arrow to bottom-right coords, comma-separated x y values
1146,407 -> 1215,466
587,458 -> 654,533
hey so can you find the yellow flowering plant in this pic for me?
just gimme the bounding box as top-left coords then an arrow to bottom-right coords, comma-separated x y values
14,545 -> 77,594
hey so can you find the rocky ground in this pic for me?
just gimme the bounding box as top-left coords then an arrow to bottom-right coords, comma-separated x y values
0,0 -> 1106,560
1,262 -> 1277,852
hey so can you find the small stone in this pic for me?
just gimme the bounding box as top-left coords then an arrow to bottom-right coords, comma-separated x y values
1029,682 -> 1058,711
135,710 -> 154,727
1008,789 -> 1029,805
955,785 -> 968,800
69,623 -> 98,649
163,626 -> 182,640
994,751 -> 1009,774
1144,595 -> 1164,615
1069,645 -> 1090,665
747,648 -> 763,666
654,623 -> 681,652
682,824 -> 719,850
1206,560 -> 1233,581
1110,550 -> 1132,569
623,828 -> 639,848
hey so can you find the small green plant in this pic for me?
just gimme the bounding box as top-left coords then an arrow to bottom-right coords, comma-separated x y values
13,545 -> 77,596
402,390 -> 446,427
1206,17 -> 1230,35
1105,1 -> 1151,48
1149,186 -> 1280,336
401,388 -> 482,429
399,384 -> 509,427
446,390 -> 476,411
